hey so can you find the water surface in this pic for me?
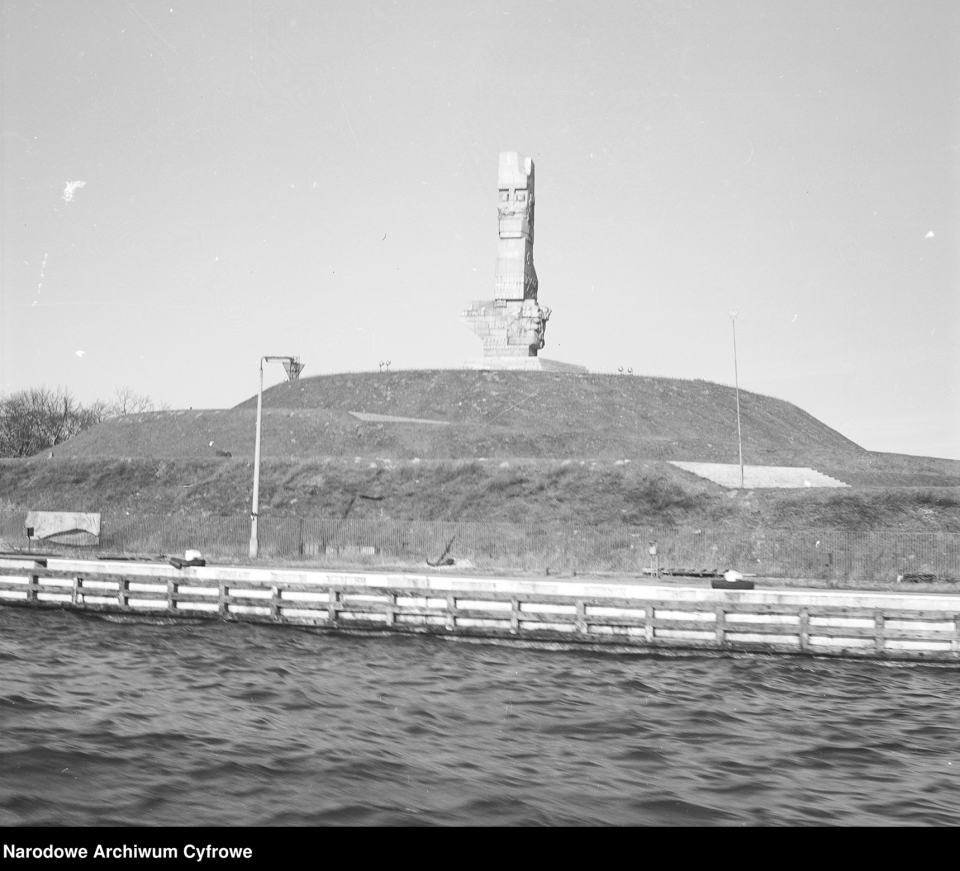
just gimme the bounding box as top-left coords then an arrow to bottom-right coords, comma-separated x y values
1,607 -> 958,825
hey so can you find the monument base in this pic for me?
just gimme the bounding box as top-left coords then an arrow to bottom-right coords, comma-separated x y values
463,357 -> 588,373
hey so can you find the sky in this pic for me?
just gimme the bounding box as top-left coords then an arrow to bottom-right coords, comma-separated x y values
1,0 -> 958,459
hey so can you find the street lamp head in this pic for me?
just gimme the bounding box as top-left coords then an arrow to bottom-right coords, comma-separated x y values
262,356 -> 304,380
728,309 -> 738,320
281,357 -> 304,381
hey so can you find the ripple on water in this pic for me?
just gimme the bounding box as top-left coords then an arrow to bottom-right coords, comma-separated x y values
2,607 -> 960,825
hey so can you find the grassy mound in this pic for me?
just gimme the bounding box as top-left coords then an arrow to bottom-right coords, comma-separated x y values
6,370 -> 958,535
2,456 -> 958,533
59,370 -> 867,465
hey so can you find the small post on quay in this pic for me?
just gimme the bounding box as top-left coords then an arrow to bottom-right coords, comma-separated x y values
249,355 -> 304,559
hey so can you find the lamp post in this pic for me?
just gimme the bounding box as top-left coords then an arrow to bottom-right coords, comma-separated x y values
249,355 -> 304,559
728,310 -> 744,489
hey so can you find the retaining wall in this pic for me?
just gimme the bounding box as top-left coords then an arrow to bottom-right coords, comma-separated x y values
3,557 -> 960,661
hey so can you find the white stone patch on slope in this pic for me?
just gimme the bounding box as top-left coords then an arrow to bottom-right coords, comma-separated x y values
669,462 -> 849,489
462,357 -> 587,372
349,412 -> 450,426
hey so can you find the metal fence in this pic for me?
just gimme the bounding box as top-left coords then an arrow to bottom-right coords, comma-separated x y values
1,510 -> 958,581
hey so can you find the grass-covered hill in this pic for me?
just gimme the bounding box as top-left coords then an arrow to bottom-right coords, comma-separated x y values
58,370 -> 867,466
1,455 -> 958,533
3,371 -> 958,533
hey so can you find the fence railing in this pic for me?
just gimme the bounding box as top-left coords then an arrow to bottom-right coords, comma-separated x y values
3,557 -> 960,660
1,511 -> 958,581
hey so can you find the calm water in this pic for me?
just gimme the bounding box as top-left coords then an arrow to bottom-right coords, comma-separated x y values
1,606 -> 959,826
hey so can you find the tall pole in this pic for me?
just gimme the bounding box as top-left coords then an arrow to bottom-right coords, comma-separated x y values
249,359 -> 264,558
248,355 -> 304,560
729,310 -> 744,489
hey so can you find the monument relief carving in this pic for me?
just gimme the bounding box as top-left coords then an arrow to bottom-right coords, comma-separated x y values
462,152 -> 585,372
464,151 -> 554,362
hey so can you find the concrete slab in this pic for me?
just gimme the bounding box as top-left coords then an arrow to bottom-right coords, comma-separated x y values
670,462 -> 849,489
349,412 -> 450,425
463,357 -> 588,373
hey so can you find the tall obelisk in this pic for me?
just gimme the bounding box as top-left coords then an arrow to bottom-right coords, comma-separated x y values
464,152 -> 587,371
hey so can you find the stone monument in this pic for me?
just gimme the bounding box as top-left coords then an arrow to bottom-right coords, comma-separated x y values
462,151 -> 585,372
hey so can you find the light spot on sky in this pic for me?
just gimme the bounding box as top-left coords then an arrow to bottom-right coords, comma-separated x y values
75,350 -> 85,357
35,252 -> 48,299
925,230 -> 935,238
62,181 -> 86,203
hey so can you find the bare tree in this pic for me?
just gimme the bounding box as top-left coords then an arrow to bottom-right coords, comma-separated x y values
0,386 -> 93,457
0,385 -> 169,457
104,386 -> 155,417
82,398 -> 112,425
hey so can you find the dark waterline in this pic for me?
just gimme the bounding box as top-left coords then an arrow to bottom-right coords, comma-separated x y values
1,607 -> 959,826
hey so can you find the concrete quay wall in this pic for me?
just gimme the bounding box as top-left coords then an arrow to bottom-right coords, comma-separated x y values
3,557 -> 960,661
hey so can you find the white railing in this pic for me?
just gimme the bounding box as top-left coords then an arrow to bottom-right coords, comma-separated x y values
2,557 -> 960,661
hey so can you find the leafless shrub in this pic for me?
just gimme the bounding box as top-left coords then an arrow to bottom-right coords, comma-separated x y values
0,385 -> 163,457
0,386 -> 96,457
103,387 -> 156,417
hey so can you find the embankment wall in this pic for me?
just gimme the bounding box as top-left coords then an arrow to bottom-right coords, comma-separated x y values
3,558 -> 960,661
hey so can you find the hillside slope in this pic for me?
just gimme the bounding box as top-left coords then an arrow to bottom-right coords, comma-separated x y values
60,370 -> 867,466
2,456 -> 958,532
32,370 -> 960,537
